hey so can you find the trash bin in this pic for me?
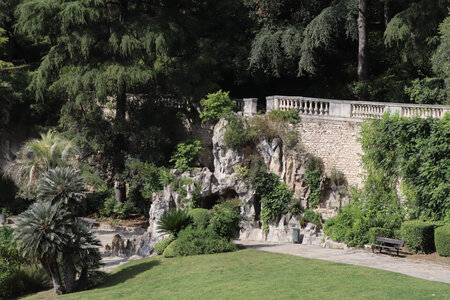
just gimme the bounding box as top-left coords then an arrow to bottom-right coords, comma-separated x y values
0,214 -> 5,225
292,228 -> 300,243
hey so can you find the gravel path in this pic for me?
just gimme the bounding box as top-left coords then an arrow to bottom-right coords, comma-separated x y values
237,240 -> 450,284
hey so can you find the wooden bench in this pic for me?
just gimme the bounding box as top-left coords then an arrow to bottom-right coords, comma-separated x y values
371,237 -> 404,256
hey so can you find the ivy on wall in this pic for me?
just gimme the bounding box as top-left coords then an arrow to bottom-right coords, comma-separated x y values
359,113 -> 450,221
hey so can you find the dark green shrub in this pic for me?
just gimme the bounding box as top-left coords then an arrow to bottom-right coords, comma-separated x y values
157,209 -> 192,237
154,235 -> 176,255
189,208 -> 212,229
323,205 -> 369,247
172,227 -> 237,257
199,90 -> 235,123
85,187 -> 112,216
170,140 -> 203,172
305,154 -> 323,208
288,198 -> 302,214
300,210 -> 323,230
14,264 -> 51,296
267,109 -> 300,124
0,226 -> 22,298
284,130 -> 299,148
243,158 -> 293,233
223,115 -> 255,148
368,227 -> 393,244
209,202 -> 242,240
434,225 -> 450,256
163,240 -> 178,258
401,221 -> 436,253
101,193 -> 116,216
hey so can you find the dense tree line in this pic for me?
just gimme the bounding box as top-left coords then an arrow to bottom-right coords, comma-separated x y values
1,0 -> 449,203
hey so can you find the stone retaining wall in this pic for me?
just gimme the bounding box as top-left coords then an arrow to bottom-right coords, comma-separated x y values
297,118 -> 363,187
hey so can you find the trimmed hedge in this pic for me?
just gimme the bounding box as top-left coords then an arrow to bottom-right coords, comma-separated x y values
400,221 -> 436,253
434,225 -> 450,257
368,227 -> 393,244
163,240 -> 178,258
154,235 -> 175,255
172,227 -> 237,257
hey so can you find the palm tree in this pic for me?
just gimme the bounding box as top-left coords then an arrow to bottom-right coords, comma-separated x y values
14,202 -> 72,295
37,167 -> 86,214
4,130 -> 79,194
62,221 -> 102,293
157,209 -> 192,237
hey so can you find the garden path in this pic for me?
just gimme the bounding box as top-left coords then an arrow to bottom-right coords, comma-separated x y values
237,240 -> 450,284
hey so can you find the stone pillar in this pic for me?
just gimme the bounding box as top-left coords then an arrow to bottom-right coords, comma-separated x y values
329,102 -> 351,118
266,96 -> 279,112
243,98 -> 258,116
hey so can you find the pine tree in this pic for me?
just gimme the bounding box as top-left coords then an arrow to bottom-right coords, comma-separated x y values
15,1 -> 251,201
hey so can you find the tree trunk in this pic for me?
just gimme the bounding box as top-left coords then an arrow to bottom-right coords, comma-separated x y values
384,0 -> 391,27
114,80 -> 127,203
62,252 -> 77,293
357,0 -> 368,84
41,258 -> 65,295
76,267 -> 89,291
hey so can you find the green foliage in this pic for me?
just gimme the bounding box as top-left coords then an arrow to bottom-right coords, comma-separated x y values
432,16 -> 450,98
170,227 -> 237,257
368,227 -> 393,244
37,167 -> 86,214
384,0 -> 447,69
223,114 -> 255,148
267,109 -> 300,125
0,226 -> 23,298
162,240 -> 178,258
243,158 -> 292,233
329,167 -> 348,196
123,159 -> 168,216
305,154 -> 323,208
4,130 -> 79,194
288,198 -> 302,215
188,208 -> 212,229
170,140 -> 203,172
154,235 -> 176,255
300,210 -> 323,230
434,225 -> 450,256
404,78 -> 448,105
324,202 -> 403,247
199,90 -> 235,123
359,114 -> 449,221
14,202 -> 72,260
12,264 -> 51,298
284,130 -> 299,149
157,209 -> 193,237
347,75 -> 410,103
209,201 -> 242,240
112,200 -> 137,219
400,221 -> 436,254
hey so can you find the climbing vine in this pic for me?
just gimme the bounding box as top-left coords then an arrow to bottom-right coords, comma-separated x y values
238,157 -> 293,233
304,154 -> 323,208
359,113 -> 449,221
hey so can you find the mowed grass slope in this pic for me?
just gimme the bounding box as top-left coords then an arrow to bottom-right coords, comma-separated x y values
28,249 -> 449,300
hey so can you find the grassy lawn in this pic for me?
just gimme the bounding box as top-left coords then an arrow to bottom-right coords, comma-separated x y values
25,249 -> 449,300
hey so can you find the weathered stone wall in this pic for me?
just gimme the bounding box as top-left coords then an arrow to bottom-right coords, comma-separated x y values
297,118 -> 363,187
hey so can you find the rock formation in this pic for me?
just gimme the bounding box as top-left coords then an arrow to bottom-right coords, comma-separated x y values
141,117 -> 347,255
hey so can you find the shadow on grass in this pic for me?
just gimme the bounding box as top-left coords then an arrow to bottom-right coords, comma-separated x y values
98,260 -> 161,288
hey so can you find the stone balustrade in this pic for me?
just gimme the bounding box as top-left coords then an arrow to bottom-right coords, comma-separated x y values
264,95 -> 450,121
